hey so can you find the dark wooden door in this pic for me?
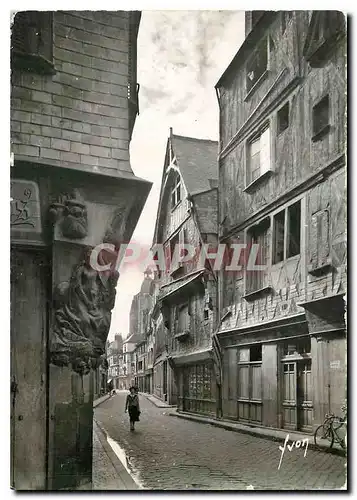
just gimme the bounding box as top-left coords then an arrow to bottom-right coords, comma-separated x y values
10,249 -> 47,490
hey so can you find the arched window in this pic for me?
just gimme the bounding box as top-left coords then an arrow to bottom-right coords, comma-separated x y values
171,173 -> 181,208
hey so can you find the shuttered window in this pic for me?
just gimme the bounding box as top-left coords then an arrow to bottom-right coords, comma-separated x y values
246,38 -> 268,93
273,200 -> 302,264
247,125 -> 272,185
309,209 -> 330,271
246,218 -> 270,293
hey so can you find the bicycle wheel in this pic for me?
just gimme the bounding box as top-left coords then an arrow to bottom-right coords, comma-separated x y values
314,424 -> 334,450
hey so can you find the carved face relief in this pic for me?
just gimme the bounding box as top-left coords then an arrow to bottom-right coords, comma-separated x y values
61,200 -> 88,239
48,191 -> 88,240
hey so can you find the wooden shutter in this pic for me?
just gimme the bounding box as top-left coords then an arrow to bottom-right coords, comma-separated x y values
164,243 -> 171,275
309,209 -> 330,270
250,137 -> 260,182
260,127 -> 271,174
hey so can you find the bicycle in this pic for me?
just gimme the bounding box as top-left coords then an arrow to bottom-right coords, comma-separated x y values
314,405 -> 347,451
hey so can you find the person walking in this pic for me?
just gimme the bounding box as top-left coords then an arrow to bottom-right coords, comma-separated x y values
125,386 -> 141,431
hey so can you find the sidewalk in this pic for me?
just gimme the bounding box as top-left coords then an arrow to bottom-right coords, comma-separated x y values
93,393 -> 111,408
92,419 -> 138,490
141,392 -> 176,408
169,410 -> 346,457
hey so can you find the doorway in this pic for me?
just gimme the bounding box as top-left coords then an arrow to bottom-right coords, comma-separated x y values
281,338 -> 313,432
11,249 -> 48,490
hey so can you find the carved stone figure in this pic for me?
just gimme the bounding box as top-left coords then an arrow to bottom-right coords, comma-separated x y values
48,190 -> 88,240
50,247 -> 118,374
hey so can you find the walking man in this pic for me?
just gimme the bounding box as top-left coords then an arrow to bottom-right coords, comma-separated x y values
125,386 -> 141,431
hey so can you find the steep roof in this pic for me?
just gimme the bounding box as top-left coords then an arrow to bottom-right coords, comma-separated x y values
172,134 -> 218,197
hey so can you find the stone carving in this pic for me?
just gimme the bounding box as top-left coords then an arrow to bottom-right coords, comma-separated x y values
11,180 -> 42,234
50,247 -> 118,374
49,190 -> 88,240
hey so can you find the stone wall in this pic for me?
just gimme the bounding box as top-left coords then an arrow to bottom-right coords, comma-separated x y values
11,11 -> 131,175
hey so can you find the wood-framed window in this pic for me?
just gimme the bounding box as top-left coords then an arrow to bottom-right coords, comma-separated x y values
11,11 -> 55,74
277,102 -> 290,135
246,38 -> 269,95
246,125 -> 272,186
171,173 -> 182,209
272,200 -> 301,264
176,303 -> 189,334
237,345 -> 262,423
312,95 -> 330,141
169,227 -> 185,275
182,362 -> 216,415
246,218 -> 270,294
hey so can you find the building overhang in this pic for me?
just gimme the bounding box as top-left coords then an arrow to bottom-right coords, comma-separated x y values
297,293 -> 346,338
168,348 -> 213,367
159,269 -> 206,305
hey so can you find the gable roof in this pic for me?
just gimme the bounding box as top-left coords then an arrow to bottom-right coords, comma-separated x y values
171,134 -> 219,197
152,130 -> 218,246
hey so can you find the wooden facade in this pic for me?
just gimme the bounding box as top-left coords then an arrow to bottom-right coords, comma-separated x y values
215,11 -> 346,432
151,130 -> 219,413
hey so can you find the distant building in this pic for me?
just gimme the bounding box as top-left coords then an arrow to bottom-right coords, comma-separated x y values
123,333 -> 141,389
129,272 -> 155,392
107,334 -> 124,390
150,128 -> 219,411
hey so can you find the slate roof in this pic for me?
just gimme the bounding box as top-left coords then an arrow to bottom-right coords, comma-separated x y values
171,134 -> 218,196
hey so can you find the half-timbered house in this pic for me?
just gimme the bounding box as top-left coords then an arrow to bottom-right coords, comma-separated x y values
151,129 -> 219,413
215,11 -> 346,433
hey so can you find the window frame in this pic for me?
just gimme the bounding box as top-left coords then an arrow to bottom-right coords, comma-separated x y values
245,122 -> 273,190
277,101 -> 290,135
245,37 -> 270,100
272,199 -> 302,266
245,218 -> 270,295
312,94 -> 331,142
171,173 -> 182,210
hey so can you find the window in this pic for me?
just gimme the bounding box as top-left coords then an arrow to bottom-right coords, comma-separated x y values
246,219 -> 270,293
177,303 -> 189,333
11,11 -> 54,74
169,228 -> 185,274
246,38 -> 268,93
273,201 -> 301,264
312,95 -> 330,140
277,102 -> 289,134
204,309 -> 209,320
171,173 -> 181,208
247,126 -> 271,185
283,338 -> 311,357
138,361 -> 143,371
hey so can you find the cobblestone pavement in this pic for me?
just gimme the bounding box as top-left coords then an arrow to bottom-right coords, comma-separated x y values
94,391 -> 347,491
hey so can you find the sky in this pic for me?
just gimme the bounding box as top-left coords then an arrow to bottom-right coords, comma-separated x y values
108,10 -> 246,340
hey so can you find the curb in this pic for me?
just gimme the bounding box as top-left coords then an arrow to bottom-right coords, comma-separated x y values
169,411 -> 346,457
142,392 -> 176,409
93,420 -> 139,490
93,394 -> 111,408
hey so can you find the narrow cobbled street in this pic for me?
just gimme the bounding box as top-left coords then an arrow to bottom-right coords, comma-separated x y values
94,391 -> 346,490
